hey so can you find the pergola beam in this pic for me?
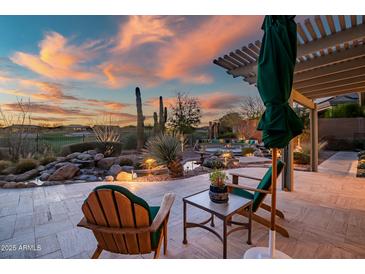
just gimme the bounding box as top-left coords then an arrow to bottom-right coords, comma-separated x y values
228,23 -> 365,78
294,66 -> 365,89
298,76 -> 365,93
294,57 -> 365,82
305,86 -> 365,99
245,46 -> 365,84
292,90 -> 315,109
302,81 -> 365,95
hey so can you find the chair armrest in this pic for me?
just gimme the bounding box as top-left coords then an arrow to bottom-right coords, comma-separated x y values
230,173 -> 262,181
226,183 -> 271,194
150,193 -> 175,232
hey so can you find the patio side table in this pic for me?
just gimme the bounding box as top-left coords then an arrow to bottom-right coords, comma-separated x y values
182,189 -> 253,259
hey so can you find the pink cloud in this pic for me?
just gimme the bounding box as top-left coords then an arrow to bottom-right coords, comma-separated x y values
115,16 -> 174,52
102,16 -> 261,87
157,16 -> 261,83
145,91 -> 242,110
10,32 -> 99,80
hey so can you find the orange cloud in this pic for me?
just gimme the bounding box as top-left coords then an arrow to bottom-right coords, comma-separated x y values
100,62 -> 160,88
157,16 -> 261,83
115,16 -> 174,52
11,32 -> 98,80
145,91 -> 242,110
199,92 -> 243,109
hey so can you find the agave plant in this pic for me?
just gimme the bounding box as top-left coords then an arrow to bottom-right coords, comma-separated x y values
145,134 -> 183,178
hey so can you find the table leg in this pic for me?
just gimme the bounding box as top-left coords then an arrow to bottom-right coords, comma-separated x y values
183,200 -> 187,244
223,218 -> 227,259
247,204 -> 252,245
210,214 -> 215,227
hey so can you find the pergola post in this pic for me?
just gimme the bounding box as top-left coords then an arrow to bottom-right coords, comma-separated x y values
359,91 -> 365,106
309,103 -> 318,172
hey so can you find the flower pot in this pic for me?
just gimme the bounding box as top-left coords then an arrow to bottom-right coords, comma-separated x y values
209,185 -> 229,203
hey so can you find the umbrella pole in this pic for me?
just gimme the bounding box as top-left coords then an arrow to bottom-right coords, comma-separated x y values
243,147 -> 291,259
269,148 -> 278,258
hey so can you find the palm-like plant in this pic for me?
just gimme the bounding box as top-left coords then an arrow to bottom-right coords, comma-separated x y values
145,134 -> 183,178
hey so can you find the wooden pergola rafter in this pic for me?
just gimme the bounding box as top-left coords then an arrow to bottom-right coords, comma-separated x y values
213,15 -> 365,191
214,15 -> 365,100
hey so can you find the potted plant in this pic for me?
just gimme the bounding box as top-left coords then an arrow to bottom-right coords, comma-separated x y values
209,170 -> 229,203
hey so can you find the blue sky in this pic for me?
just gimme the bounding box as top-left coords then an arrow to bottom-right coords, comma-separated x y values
1,15 -> 346,126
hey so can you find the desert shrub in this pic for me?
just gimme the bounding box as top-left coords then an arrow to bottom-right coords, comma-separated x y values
14,158 -> 39,174
39,156 -> 57,166
294,152 -> 310,165
203,156 -> 224,169
145,134 -> 183,178
121,133 -> 137,150
119,158 -> 134,166
0,148 -> 10,160
133,162 -> 144,170
324,103 -> 365,118
61,142 -> 122,157
0,160 -> 12,173
242,147 -> 255,156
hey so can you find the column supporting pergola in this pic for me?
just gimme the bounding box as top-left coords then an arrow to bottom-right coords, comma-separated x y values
310,104 -> 319,172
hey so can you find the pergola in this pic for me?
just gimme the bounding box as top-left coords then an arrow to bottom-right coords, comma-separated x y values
213,15 -> 365,191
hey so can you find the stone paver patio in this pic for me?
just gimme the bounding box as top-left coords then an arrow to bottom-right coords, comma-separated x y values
1,154 -> 364,259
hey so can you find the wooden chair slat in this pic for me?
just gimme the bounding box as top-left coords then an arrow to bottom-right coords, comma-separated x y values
82,202 -> 107,248
134,204 -> 152,253
114,192 -> 140,254
97,189 -> 128,254
87,192 -> 118,252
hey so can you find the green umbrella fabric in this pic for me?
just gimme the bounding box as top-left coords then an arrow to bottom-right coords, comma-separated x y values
257,15 -> 303,148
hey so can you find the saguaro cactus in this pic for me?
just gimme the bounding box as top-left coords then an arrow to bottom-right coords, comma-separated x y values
159,96 -> 164,131
135,87 -> 145,151
153,112 -> 158,135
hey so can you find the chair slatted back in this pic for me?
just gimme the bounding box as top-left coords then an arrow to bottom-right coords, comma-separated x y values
82,188 -> 152,255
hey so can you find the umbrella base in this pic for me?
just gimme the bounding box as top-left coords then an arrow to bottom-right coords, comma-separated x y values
243,247 -> 291,259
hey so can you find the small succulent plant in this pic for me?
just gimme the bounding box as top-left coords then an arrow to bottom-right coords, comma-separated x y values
209,169 -> 228,188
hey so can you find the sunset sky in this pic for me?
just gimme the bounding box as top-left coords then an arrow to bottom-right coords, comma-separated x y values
0,15 -> 316,126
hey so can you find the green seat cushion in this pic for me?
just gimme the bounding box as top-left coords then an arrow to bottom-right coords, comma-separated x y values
231,188 -> 254,200
149,206 -> 162,249
252,160 -> 284,211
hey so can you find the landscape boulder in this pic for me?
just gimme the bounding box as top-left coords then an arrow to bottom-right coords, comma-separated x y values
108,164 -> 122,177
48,164 -> 80,181
75,174 -> 98,182
5,174 -> 16,182
15,169 -> 39,182
66,152 -> 81,160
97,157 -> 116,170
105,175 -> 114,182
121,165 -> 134,172
39,172 -> 50,181
94,153 -> 104,161
77,153 -> 93,161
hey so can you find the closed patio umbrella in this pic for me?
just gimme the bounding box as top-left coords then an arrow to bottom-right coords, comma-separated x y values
244,15 -> 303,259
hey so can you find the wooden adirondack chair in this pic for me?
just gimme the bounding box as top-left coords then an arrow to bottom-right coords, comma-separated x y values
226,160 -> 289,238
77,185 -> 175,259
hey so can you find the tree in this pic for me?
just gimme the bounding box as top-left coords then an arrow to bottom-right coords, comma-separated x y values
0,99 -> 33,161
167,92 -> 201,134
219,112 -> 242,129
239,96 -> 265,120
